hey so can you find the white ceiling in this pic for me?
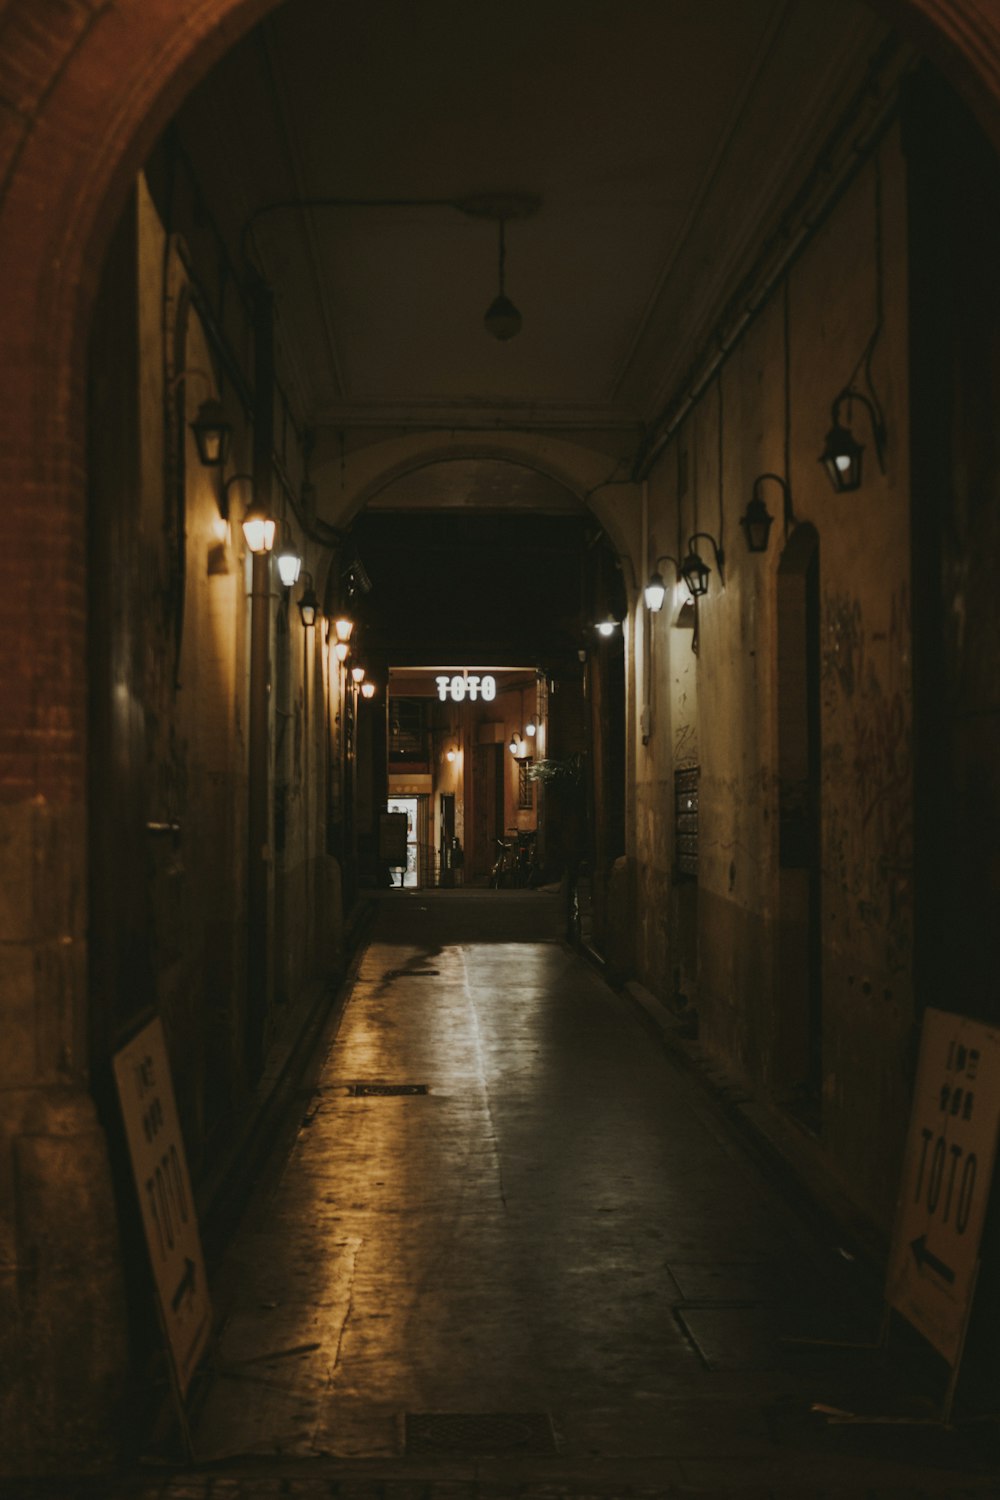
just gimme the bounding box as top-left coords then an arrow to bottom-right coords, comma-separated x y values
176,0 -> 893,439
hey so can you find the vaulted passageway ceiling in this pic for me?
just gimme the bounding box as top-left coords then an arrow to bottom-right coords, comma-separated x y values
172,0 -> 898,445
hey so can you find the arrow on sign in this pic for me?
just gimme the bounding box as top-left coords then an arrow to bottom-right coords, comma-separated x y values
171,1255 -> 196,1312
910,1235 -> 956,1285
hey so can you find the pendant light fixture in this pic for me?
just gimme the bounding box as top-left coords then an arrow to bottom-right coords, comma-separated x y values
484,217 -> 522,340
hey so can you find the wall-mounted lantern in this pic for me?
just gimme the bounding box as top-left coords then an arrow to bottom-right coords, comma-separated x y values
740,475 -> 788,553
351,665 -> 366,684
276,546 -> 302,586
297,572 -> 319,627
361,681 -> 376,700
333,616 -> 354,643
644,554 -> 681,612
820,389 -> 886,493
190,397 -> 233,469
681,532 -> 724,598
595,613 -> 619,637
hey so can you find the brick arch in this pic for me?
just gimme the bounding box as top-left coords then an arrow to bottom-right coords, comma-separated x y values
0,0 -> 998,808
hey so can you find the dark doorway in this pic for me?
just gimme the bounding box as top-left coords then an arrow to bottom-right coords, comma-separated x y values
472,743 -> 505,882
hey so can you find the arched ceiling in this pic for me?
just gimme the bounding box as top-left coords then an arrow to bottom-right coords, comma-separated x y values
364,458 -> 582,515
170,0 -> 901,446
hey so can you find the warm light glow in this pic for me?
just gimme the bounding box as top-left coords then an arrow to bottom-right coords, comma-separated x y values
446,749 -> 456,762
334,617 -> 354,642
525,720 -> 537,736
596,617 -> 617,637
351,666 -> 366,684
334,641 -> 349,662
242,508 -> 276,554
361,681 -> 375,699
277,550 -> 302,587
644,573 -> 667,612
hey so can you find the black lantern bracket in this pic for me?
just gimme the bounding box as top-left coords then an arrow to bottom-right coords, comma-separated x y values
682,532 -> 725,597
741,473 -> 792,552
297,570 -> 319,628
166,366 -> 232,469
820,388 -> 887,493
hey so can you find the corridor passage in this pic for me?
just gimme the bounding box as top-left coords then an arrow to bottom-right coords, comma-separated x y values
174,893 -> 994,1496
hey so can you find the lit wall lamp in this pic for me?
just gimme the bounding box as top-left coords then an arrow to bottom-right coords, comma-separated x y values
509,732 -> 524,756
333,616 -> 354,643
446,747 -> 457,762
740,475 -> 789,553
276,545 -> 302,587
525,719 -> 537,737
681,533 -> 725,598
351,665 -> 366,685
595,613 -> 620,638
819,389 -> 886,493
644,555 -> 681,612
224,474 -> 275,553
297,572 -> 319,627
361,681 -> 376,700
333,641 -> 349,663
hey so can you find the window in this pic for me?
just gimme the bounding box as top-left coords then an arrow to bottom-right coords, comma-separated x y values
518,756 -> 534,810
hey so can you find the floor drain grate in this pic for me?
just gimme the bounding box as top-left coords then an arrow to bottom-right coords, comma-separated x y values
348,1082 -> 429,1097
405,1412 -> 556,1455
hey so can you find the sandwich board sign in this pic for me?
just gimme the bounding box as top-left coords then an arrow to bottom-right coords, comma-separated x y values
885,1007 -> 1000,1369
113,1016 -> 211,1398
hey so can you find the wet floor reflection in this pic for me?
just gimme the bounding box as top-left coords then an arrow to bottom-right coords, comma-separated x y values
195,901 -> 876,1466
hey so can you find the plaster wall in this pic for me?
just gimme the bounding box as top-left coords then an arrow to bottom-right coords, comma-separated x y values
633,126 -> 912,1229
132,176 -> 344,1160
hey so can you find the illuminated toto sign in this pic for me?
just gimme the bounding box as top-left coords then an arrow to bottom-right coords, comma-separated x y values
435,673 -> 497,703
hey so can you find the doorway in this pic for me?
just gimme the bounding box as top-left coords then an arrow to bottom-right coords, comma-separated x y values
387,796 -> 421,887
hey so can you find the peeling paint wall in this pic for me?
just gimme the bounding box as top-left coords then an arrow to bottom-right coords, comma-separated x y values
633,125 -> 913,1230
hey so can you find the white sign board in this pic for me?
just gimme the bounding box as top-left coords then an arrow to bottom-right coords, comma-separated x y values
885,1007 -> 1000,1366
435,673 -> 496,702
113,1017 -> 211,1397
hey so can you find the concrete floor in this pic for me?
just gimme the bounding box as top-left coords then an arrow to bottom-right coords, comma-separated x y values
37,891 -> 999,1498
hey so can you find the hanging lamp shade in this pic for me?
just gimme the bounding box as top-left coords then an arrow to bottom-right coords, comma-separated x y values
739,494 -> 775,553
644,571 -> 667,612
190,397 -> 232,468
820,417 -> 864,492
484,293 -> 522,340
681,549 -> 711,598
297,581 -> 319,627
242,500 -> 275,554
276,548 -> 302,587
484,218 -> 522,340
